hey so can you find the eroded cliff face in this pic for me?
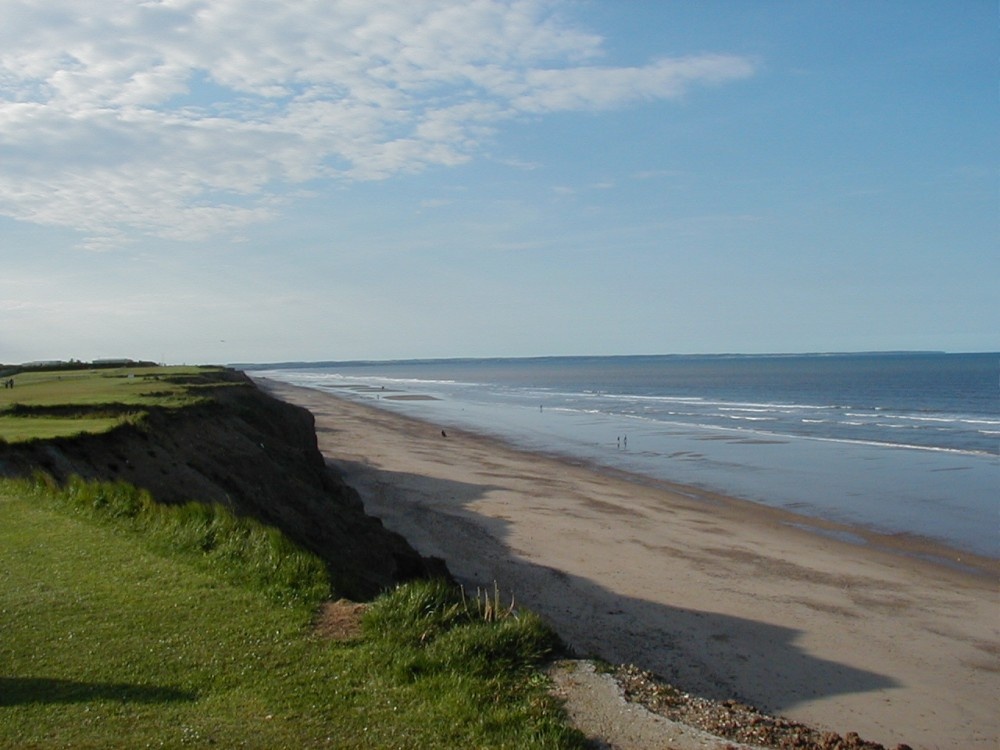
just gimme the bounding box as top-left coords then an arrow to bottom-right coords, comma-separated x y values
0,371 -> 446,599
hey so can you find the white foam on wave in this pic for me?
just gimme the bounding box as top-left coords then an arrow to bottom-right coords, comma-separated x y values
881,414 -> 959,424
498,396 -> 997,457
862,413 -> 1000,427
603,393 -> 705,403
602,393 -> 840,411
800,435 -> 997,457
612,412 -> 998,458
261,369 -> 477,389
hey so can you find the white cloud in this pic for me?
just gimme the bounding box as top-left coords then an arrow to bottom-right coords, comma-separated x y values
0,0 -> 755,247
510,55 -> 755,112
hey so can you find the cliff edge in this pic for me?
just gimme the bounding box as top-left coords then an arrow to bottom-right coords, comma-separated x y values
0,368 -> 446,599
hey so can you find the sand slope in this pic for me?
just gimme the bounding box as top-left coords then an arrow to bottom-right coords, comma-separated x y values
259,379 -> 999,750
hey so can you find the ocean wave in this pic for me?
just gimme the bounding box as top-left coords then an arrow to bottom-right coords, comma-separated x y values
797,435 -> 998,457
266,370 -> 479,389
851,412 -> 1000,427
602,393 -> 706,403
512,398 -> 996,455
879,414 -> 961,424
679,420 -> 997,457
590,411 -> 999,458
602,393 -> 842,411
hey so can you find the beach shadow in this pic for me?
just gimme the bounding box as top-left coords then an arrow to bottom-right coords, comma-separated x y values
505,562 -> 899,713
0,677 -> 196,707
333,459 -> 900,715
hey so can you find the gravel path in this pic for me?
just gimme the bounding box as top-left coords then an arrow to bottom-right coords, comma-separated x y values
549,659 -> 758,750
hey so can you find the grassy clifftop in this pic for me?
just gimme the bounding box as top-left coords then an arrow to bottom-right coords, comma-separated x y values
0,365 -> 217,442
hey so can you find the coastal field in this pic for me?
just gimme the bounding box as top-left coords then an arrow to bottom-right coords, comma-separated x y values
256,378 -> 1000,750
0,365 -> 220,442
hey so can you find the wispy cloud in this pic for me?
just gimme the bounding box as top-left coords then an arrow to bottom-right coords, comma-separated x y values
0,0 -> 755,247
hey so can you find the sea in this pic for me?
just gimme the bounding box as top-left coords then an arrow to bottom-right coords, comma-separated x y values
248,352 -> 999,559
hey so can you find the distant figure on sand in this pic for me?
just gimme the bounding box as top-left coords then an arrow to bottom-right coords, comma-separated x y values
441,430 -> 447,438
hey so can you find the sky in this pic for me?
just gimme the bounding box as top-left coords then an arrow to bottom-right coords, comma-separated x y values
1,0 -> 996,365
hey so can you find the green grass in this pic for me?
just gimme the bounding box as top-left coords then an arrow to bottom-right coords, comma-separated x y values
0,366 -> 213,409
30,476 -> 331,607
0,478 -> 584,749
0,366 -> 225,444
0,415 -> 126,442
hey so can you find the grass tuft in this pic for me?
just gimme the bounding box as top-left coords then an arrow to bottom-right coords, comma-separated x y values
363,578 -> 469,645
466,580 -> 518,622
364,579 -> 562,676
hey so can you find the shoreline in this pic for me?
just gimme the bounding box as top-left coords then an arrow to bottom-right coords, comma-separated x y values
422,422 -> 999,579
255,369 -> 1000,560
257,377 -> 999,749
292,380 -> 998,576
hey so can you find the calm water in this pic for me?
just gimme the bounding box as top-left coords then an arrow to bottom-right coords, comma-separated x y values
250,353 -> 1000,557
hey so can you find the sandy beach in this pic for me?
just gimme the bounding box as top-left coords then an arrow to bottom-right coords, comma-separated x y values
258,379 -> 998,749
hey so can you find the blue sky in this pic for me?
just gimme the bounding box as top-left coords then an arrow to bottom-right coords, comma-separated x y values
1,1 -> 996,364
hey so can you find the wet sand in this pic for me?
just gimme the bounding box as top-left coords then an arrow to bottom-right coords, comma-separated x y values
258,378 -> 999,749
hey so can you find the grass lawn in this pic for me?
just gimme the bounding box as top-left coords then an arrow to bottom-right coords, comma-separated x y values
0,366 -> 213,409
0,481 -> 583,749
0,415 -> 125,442
0,366 -> 224,444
